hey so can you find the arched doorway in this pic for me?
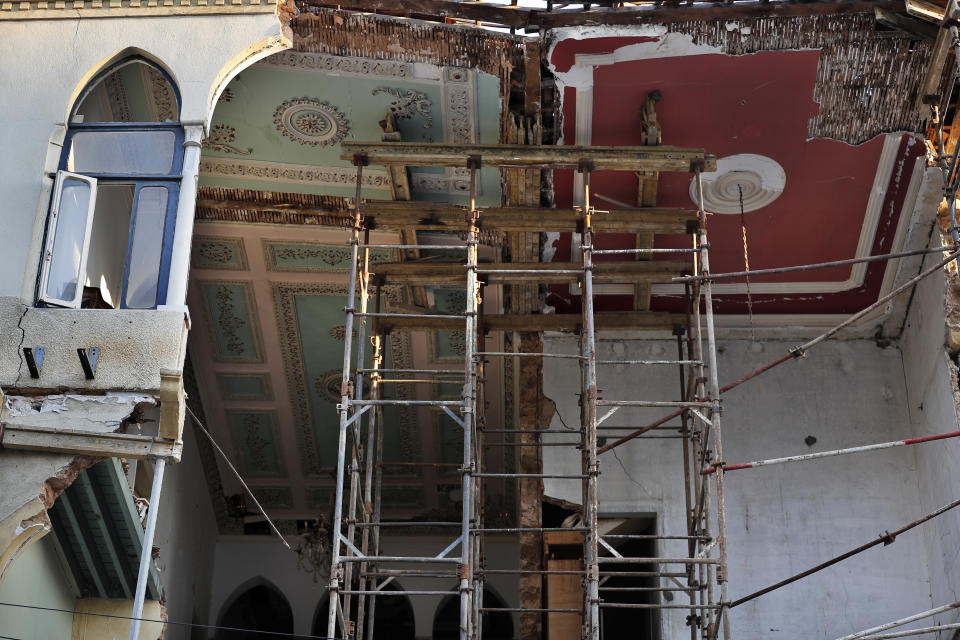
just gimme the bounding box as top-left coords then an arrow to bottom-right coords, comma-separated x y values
217,578 -> 294,639
433,587 -> 514,639
313,581 -> 415,640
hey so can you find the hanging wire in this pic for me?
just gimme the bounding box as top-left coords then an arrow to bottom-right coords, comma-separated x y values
186,405 -> 292,550
738,183 -> 756,340
0,601 -> 332,638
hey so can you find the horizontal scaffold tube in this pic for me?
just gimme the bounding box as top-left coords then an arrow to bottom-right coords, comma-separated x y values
731,496 -> 960,608
835,602 -> 960,640
599,249 -> 960,455
703,430 -> 960,474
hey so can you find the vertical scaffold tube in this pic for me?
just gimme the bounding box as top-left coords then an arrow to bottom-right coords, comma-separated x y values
696,172 -> 732,640
460,159 -> 480,640
328,160 -> 366,639
580,163 -> 601,640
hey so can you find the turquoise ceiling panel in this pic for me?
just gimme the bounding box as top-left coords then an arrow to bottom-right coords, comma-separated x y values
272,283 -> 418,478
226,409 -> 286,477
263,240 -> 392,272
217,373 -> 273,401
192,236 -> 248,270
198,281 -> 264,363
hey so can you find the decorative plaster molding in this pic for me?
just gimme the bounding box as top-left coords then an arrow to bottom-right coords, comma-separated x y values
373,87 -> 433,129
256,51 -> 415,79
202,125 -> 253,156
0,0 -> 276,19
273,97 -> 350,147
199,158 -> 392,190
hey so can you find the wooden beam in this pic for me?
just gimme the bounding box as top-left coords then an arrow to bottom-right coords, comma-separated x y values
1,424 -> 182,461
874,7 -> 938,40
342,142 -> 716,172
372,311 -> 684,332
195,198 -> 699,234
371,260 -> 691,285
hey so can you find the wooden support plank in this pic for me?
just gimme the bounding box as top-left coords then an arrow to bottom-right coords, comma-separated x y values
371,260 -> 691,285
57,492 -> 108,598
372,311 -> 684,333
341,142 -> 716,172
195,198 -> 699,234
1,424 -> 182,461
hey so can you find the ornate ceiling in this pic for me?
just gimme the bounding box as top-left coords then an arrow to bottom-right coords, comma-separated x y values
198,50 -> 503,205
545,16 -> 934,327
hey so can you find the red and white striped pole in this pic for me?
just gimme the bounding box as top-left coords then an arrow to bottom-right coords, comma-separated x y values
703,430 -> 960,475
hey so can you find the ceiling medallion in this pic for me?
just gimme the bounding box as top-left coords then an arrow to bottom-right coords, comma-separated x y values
688,153 -> 786,214
273,97 -> 350,147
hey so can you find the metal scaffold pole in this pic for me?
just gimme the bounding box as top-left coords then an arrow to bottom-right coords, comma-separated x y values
695,170 -> 732,640
461,158 -> 480,640
327,156 -> 366,639
579,162 -> 601,640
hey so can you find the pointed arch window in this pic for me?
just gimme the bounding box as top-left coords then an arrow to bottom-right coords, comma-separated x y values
38,57 -> 183,309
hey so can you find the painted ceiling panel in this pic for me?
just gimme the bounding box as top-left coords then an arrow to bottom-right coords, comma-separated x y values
198,52 -> 503,205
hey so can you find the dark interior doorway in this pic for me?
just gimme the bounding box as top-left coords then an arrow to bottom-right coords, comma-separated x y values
217,581 -> 294,640
433,587 -> 514,639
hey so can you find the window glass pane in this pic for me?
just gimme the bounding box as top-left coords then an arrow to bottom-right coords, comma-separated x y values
45,179 -> 92,303
68,130 -> 176,175
125,187 -> 169,309
73,60 -> 178,124
84,184 -> 135,309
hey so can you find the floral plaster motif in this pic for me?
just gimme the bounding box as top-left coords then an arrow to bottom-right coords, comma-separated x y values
373,87 -> 433,129
203,124 -> 253,156
273,97 -> 350,147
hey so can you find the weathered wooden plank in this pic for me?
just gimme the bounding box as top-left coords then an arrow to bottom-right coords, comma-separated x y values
372,311 -> 684,332
2,424 -> 182,461
341,142 -> 716,172
195,198 -> 699,233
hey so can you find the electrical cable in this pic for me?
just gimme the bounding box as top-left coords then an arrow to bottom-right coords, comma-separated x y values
186,405 -> 292,550
0,601 -> 333,639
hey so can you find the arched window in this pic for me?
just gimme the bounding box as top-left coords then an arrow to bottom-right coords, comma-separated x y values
38,56 -> 182,310
216,578 -> 294,640
314,581 -> 416,639
433,587 -> 514,640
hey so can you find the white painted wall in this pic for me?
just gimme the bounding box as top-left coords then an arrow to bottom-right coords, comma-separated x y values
901,249 -> 960,632
154,423 -> 220,640
544,334 -> 934,639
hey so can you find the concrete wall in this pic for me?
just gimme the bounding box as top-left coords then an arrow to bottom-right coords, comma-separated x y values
544,335 -> 933,639
208,537 -> 519,639
154,423 -> 220,640
0,535 -> 78,638
901,249 -> 960,632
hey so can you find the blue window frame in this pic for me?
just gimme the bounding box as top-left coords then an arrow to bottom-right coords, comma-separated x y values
38,57 -> 183,310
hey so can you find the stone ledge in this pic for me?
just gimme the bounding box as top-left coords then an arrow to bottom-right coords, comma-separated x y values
0,299 -> 188,392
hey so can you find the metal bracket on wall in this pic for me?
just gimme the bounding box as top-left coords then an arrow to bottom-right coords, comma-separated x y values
77,347 -> 99,380
23,346 -> 44,379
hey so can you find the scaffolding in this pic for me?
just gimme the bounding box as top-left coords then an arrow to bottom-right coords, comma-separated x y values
322,142 -> 743,640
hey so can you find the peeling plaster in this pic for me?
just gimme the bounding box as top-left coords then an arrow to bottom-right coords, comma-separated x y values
2,392 -> 157,432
